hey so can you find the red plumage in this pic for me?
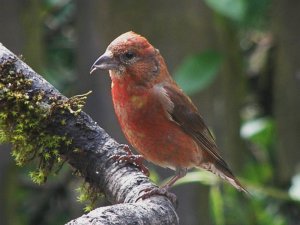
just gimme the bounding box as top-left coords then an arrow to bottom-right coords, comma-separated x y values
91,31 -> 248,194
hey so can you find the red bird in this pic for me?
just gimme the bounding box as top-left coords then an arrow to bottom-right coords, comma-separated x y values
90,31 -> 247,197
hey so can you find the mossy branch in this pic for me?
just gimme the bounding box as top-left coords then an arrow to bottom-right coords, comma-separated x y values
0,43 -> 179,225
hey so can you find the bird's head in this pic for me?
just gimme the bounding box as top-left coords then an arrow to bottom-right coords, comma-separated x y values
90,31 -> 169,84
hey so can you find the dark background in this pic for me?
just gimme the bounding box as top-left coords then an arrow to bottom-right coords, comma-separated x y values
0,0 -> 300,225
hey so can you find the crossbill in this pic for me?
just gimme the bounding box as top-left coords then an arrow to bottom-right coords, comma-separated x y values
90,31 -> 247,197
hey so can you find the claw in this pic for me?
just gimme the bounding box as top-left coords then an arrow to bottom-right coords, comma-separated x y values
118,144 -> 131,154
109,144 -> 150,176
136,187 -> 177,206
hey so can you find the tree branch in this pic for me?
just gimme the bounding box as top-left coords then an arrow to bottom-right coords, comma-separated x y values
0,43 -> 179,225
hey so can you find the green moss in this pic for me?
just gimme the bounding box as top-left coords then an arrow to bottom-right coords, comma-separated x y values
76,183 -> 103,212
49,90 -> 92,116
0,60 -> 99,209
0,71 -> 59,182
0,61 -> 86,184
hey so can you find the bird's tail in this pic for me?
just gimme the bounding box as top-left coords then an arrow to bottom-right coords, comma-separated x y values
201,160 -> 249,195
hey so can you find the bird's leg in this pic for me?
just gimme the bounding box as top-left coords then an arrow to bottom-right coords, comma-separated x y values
161,168 -> 187,189
136,168 -> 187,205
110,144 -> 150,176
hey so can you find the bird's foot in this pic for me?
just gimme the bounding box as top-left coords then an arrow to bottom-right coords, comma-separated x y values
110,144 -> 150,177
136,187 -> 177,206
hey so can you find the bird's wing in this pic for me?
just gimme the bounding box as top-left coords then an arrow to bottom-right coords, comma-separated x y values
153,83 -> 250,194
153,83 -> 228,168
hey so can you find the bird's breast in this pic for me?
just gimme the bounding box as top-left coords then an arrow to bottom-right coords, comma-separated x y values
111,80 -> 201,169
111,81 -> 159,128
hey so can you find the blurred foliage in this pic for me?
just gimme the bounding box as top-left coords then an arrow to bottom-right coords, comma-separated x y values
174,51 -> 222,95
210,186 -> 225,225
43,0 -> 76,92
1,0 -> 299,224
204,0 -> 271,27
8,167 -> 76,225
204,0 -> 247,22
241,117 -> 275,152
289,174 -> 300,201
172,0 -> 300,224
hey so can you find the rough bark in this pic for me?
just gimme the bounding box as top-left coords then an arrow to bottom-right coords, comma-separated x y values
0,43 -> 179,225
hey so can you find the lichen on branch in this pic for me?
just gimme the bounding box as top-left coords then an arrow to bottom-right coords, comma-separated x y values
0,58 -> 89,184
0,44 -> 179,225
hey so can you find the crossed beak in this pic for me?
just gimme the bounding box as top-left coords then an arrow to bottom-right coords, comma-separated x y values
90,51 -> 119,74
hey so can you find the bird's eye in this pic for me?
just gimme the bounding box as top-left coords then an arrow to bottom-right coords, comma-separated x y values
123,51 -> 136,61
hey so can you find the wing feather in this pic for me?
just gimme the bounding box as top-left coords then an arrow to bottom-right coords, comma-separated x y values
154,83 -> 228,168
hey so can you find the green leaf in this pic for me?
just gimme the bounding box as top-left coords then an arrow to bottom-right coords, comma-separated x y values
174,51 -> 222,95
170,170 -> 218,187
240,117 -> 275,150
204,0 -> 247,21
210,186 -> 225,225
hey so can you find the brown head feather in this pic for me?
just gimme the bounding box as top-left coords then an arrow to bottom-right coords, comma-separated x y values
104,32 -> 170,84
108,31 -> 153,55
